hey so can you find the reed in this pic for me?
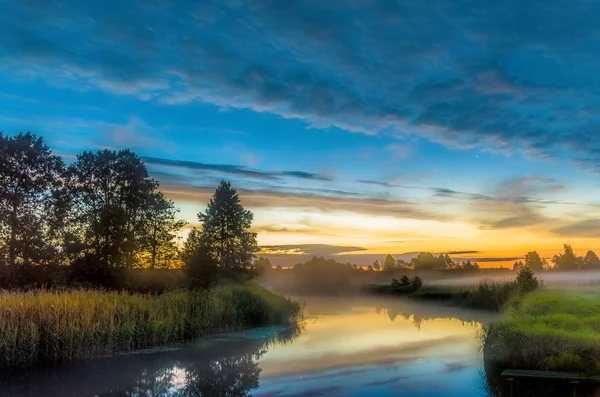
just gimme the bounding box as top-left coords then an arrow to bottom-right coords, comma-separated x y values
0,284 -> 302,368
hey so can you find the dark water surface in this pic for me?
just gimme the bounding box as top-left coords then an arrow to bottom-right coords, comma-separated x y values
0,297 -> 500,397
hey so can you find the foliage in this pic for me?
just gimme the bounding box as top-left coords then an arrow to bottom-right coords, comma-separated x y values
410,252 -> 452,270
198,181 -> 258,271
400,274 -> 411,286
524,251 -> 545,272
255,257 -> 272,275
482,291 -> 600,375
138,192 -> 187,269
383,254 -> 395,271
552,244 -> 584,270
0,284 -> 302,368
372,260 -> 381,271
0,132 -> 65,266
183,240 -> 218,289
515,266 -> 540,292
67,149 -> 161,267
584,250 -> 600,269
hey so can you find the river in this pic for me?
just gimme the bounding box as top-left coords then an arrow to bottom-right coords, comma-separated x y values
0,296 -> 499,397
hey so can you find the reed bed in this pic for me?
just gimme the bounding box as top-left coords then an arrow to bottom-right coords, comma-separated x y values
0,284 -> 302,368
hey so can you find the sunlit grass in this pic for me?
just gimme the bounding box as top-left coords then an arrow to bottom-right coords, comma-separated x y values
0,284 -> 302,368
483,291 -> 600,374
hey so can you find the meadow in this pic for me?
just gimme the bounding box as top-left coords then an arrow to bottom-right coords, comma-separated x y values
482,291 -> 600,374
0,284 -> 302,368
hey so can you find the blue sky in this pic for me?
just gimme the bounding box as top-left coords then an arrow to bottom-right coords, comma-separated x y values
2,0 -> 600,259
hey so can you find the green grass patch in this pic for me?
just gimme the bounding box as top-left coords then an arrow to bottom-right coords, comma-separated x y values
482,290 -> 600,374
0,284 -> 302,368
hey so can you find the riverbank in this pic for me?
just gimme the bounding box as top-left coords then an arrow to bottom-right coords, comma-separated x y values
0,284 -> 302,368
364,267 -> 540,311
483,291 -> 600,374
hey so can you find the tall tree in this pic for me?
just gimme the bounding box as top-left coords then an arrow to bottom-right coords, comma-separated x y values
384,254 -> 396,271
0,132 -> 65,265
183,229 -> 218,288
524,251 -> 544,272
140,192 -> 187,269
198,181 -> 258,271
552,244 -> 584,270
68,149 -> 158,266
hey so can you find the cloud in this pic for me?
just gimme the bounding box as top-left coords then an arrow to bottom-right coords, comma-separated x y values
552,219 -> 600,238
159,182 -> 450,221
5,1 -> 600,168
259,244 -> 366,255
142,156 -> 333,181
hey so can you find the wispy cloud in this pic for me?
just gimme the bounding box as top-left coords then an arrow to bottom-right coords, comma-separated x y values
5,0 -> 600,169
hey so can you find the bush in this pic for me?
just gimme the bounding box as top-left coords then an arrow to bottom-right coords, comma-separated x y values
515,266 -> 540,292
400,275 -> 411,286
183,245 -> 218,289
0,284 -> 302,368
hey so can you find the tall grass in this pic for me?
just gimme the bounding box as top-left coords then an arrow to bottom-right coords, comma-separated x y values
0,284 -> 302,368
482,291 -> 600,374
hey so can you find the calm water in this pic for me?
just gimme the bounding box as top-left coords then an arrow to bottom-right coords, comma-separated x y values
0,297 -> 499,397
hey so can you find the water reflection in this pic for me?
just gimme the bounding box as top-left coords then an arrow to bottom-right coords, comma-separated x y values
0,297 -> 499,397
0,326 -> 300,397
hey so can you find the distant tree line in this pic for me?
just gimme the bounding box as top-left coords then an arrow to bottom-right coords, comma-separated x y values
0,132 -> 258,289
513,245 -> 600,272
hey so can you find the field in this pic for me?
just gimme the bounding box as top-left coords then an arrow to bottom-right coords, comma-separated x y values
482,291 -> 600,374
0,284 -> 302,368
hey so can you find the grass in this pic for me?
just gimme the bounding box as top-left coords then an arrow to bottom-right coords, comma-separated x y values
482,290 -> 600,374
0,284 -> 302,368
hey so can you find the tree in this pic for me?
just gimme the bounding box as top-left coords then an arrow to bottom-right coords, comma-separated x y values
513,260 -> 524,271
584,250 -> 600,269
140,192 -> 187,269
515,267 -> 539,292
411,252 -> 442,271
524,251 -> 544,272
254,257 -> 272,275
367,264 -> 374,271
198,181 -> 258,271
552,244 -> 584,270
0,132 -> 65,266
68,149 -> 158,267
183,231 -> 218,289
384,254 -> 396,271
372,260 -> 381,271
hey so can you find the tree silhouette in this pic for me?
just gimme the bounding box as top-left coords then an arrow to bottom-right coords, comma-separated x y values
0,132 -> 65,266
198,181 -> 258,271
584,250 -> 600,269
384,254 -> 396,271
524,251 -> 544,272
68,149 -> 158,267
254,257 -> 272,275
140,192 -> 186,269
183,229 -> 218,289
372,260 -> 381,271
552,244 -> 584,270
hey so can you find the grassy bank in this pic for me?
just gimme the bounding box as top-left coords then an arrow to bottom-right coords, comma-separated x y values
0,284 -> 302,368
483,291 -> 600,374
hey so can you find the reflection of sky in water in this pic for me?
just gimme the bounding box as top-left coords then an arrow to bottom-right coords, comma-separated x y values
253,299 -> 487,397
0,297 -> 493,397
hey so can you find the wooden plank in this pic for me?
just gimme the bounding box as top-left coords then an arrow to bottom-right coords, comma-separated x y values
501,369 -> 600,382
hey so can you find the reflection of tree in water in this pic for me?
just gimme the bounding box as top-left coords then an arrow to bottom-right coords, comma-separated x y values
374,303 -> 487,331
0,326 -> 301,397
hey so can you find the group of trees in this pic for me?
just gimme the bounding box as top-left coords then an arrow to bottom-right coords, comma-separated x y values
0,132 -> 258,288
372,253 -> 480,272
513,245 -> 600,272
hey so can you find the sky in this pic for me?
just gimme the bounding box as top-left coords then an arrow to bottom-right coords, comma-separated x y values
2,0 -> 600,263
